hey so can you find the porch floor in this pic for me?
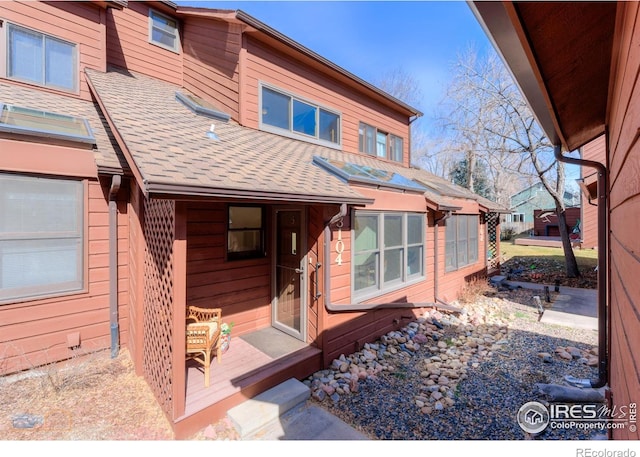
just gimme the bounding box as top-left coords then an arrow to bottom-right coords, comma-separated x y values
184,327 -> 320,417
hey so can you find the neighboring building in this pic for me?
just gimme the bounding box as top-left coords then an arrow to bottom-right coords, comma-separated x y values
0,1 -> 505,437
472,1 -> 638,440
505,182 -> 579,233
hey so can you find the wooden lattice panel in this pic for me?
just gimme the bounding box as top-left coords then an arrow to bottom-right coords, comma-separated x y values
486,213 -> 499,269
142,198 -> 175,418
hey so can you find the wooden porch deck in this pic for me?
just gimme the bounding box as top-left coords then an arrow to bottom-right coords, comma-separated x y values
182,327 -> 321,417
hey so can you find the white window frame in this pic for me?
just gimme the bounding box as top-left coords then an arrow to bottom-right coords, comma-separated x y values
445,215 -> 479,272
352,211 -> 425,302
0,173 -> 85,303
510,213 -> 525,223
1,21 -> 78,93
148,9 -> 180,53
258,82 -> 342,149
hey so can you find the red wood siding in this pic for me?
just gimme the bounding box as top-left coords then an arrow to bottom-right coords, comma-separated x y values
185,202 -> 271,337
0,178 -> 129,375
242,36 -> 411,167
606,2 -> 640,439
580,136 -> 604,249
182,16 -> 241,121
0,1 -> 105,101
106,2 -> 182,86
126,179 -> 144,373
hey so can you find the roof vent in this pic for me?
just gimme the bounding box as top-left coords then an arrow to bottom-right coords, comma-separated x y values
206,124 -> 219,141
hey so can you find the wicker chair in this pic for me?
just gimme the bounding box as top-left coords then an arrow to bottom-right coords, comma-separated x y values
185,306 -> 222,388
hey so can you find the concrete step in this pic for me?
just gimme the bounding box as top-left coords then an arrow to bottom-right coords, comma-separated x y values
226,377 -> 310,439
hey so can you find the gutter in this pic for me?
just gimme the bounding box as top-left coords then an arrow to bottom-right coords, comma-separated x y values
321,204 -> 461,314
554,145 -> 607,388
109,174 -> 122,358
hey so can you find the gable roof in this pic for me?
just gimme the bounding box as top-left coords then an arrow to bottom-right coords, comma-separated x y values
0,81 -> 125,175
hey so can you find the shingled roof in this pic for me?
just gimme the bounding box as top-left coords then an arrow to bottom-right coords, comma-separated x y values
85,66 -> 506,212
0,81 -> 125,174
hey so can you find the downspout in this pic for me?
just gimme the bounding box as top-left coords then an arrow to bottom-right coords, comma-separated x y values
554,144 -> 607,388
434,210 -> 453,307
321,205 -> 460,313
109,175 -> 122,358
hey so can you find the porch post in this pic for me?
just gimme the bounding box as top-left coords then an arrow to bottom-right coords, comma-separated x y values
172,202 -> 188,419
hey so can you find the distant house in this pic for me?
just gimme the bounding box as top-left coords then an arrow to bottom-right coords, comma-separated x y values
0,1 -> 506,438
504,182 -> 580,235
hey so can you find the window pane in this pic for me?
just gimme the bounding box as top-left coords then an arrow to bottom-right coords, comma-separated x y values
151,11 -> 177,49
45,37 -> 74,90
457,216 -> 468,266
319,109 -> 339,143
354,215 -> 378,252
445,217 -> 457,271
228,230 -> 262,254
0,239 -> 81,291
9,26 -> 43,84
407,245 -> 423,277
383,248 -> 402,283
407,215 -> 423,245
1,177 -> 81,234
468,216 -> 478,263
390,135 -> 403,162
354,252 -> 378,291
228,206 -> 262,229
376,131 -> 387,158
292,99 -> 316,136
358,124 -> 365,152
262,87 -> 290,130
384,214 -> 402,247
365,125 -> 375,154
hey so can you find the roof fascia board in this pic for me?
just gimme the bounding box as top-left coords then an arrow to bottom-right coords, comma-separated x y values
146,181 -> 374,206
469,1 -> 566,149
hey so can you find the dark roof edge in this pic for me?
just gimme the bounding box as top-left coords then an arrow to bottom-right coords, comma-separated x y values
235,10 -> 423,118
145,181 -> 375,206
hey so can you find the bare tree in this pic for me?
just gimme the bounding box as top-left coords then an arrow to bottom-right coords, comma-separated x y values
438,47 -> 581,277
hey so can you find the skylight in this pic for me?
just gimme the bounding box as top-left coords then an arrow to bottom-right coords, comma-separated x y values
0,103 -> 95,145
175,91 -> 230,122
313,156 -> 428,193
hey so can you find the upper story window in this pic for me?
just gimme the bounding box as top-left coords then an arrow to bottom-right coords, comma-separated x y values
149,9 -> 180,53
0,173 -> 84,302
4,23 -> 77,92
358,122 -> 404,163
260,84 -> 341,147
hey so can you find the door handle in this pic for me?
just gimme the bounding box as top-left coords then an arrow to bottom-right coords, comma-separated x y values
294,268 -> 303,274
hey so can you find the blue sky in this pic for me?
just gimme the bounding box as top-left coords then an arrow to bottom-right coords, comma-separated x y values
177,1 -> 492,119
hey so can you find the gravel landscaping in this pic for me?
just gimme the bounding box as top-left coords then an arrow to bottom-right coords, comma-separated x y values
305,286 -> 604,440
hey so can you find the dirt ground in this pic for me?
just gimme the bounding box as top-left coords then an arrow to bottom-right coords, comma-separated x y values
500,256 -> 598,289
0,350 -> 237,440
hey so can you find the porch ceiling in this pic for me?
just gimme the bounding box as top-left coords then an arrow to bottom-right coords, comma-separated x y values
470,1 -> 617,152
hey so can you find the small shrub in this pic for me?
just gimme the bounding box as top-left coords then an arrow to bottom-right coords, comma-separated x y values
458,278 -> 493,304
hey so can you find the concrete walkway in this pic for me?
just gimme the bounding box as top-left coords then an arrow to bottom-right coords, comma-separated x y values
505,280 -> 598,330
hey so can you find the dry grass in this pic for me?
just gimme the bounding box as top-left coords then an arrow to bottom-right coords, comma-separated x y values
0,349 -> 177,440
458,278 -> 494,304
